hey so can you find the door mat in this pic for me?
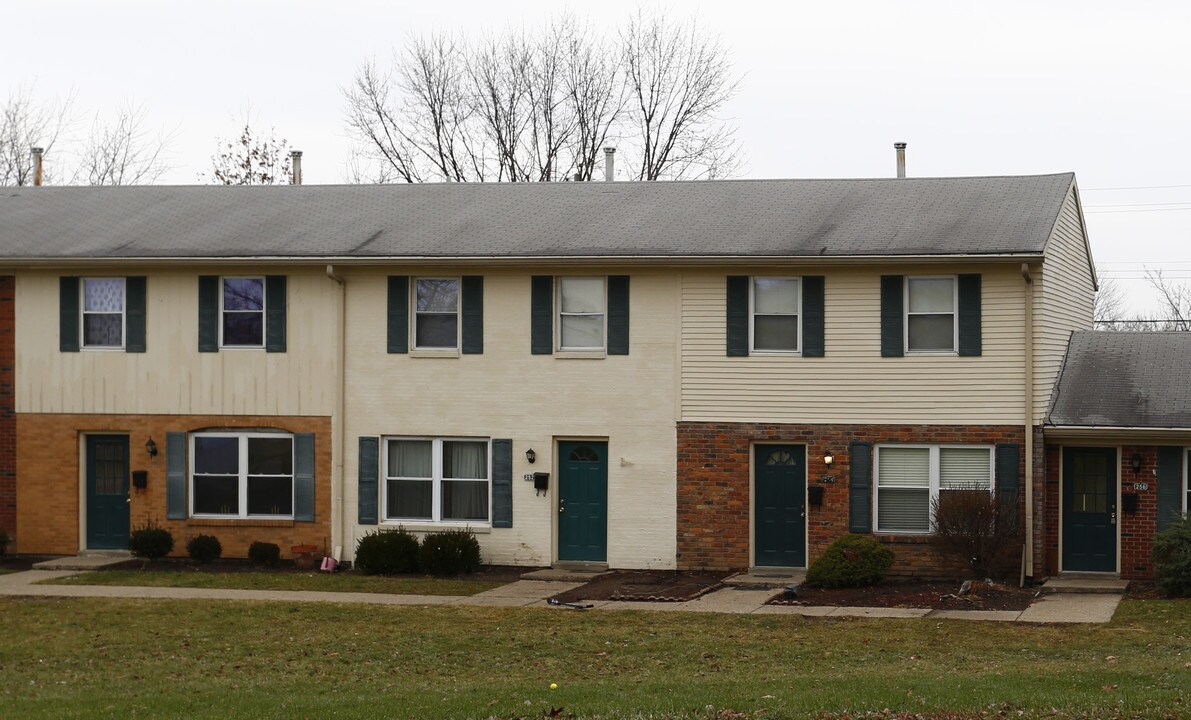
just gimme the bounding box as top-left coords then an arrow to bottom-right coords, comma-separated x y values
551,570 -> 733,603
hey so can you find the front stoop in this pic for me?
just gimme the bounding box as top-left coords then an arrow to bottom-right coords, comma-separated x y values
32,552 -> 131,572
1041,574 -> 1129,594
521,563 -> 610,582
724,567 -> 807,589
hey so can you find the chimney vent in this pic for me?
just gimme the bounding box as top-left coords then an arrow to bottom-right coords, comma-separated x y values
894,142 -> 907,179
31,146 -> 44,186
289,150 -> 303,185
603,147 -> 616,182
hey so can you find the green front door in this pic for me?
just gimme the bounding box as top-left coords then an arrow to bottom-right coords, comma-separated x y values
86,435 -> 130,550
1062,447 -> 1117,572
754,444 -> 807,567
557,441 -> 608,562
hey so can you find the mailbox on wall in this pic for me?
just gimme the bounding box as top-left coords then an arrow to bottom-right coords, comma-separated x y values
808,485 -> 825,508
132,470 -> 148,489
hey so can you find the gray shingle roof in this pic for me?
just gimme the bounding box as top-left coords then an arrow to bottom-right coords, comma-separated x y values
0,173 -> 1075,260
1048,331 -> 1191,428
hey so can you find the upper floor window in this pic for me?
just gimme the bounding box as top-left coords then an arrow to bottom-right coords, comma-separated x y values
191,432 -> 294,518
384,437 -> 490,524
414,278 -> 460,349
558,277 -> 606,351
874,444 -> 993,533
82,278 -> 125,349
905,276 -> 956,353
751,277 -> 800,353
221,277 -> 265,347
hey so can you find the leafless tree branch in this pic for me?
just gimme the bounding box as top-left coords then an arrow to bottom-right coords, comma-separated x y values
0,85 -> 75,186
76,102 -> 174,186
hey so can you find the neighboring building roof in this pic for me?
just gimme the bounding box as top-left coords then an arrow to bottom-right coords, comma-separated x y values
0,173 -> 1075,260
1048,331 -> 1191,428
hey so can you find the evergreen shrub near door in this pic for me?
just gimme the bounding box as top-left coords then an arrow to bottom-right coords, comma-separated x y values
1152,514 -> 1191,597
806,534 -> 894,588
354,527 -> 420,575
128,521 -> 174,560
418,529 -> 481,575
186,535 -> 222,564
248,541 -> 281,567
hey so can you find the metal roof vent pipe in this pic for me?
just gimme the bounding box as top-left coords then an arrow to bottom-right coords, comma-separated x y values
290,150 -> 303,186
604,147 -> 615,182
31,146 -> 44,186
894,142 -> 907,179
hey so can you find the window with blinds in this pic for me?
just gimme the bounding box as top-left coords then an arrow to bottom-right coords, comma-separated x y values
875,445 -> 993,533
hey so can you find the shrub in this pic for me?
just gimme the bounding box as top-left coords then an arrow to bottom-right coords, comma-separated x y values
0,529 -> 8,555
129,521 -> 174,560
1153,514 -> 1191,597
806,534 -> 894,588
354,528 -> 420,575
186,534 -> 222,564
418,529 -> 481,576
248,541 -> 281,567
931,490 -> 1023,580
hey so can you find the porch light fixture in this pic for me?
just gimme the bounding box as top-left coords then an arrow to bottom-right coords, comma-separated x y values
525,448 -> 536,464
1131,452 -> 1142,473
145,437 -> 158,458
823,450 -> 834,466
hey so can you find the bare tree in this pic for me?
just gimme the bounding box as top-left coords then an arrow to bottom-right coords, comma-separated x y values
1147,269 -> 1191,331
564,21 -> 626,181
0,86 -> 74,186
1095,267 -> 1191,331
205,122 -> 292,185
76,103 -> 173,186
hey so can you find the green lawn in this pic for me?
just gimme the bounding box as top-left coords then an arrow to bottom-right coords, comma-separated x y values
0,597 -> 1187,719
41,570 -> 504,596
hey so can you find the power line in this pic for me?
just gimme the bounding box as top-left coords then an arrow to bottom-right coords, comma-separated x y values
1085,207 -> 1191,214
1083,183 -> 1191,191
1085,201 -> 1191,208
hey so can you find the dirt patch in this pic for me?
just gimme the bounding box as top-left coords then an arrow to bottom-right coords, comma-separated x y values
551,570 -> 733,603
1125,581 -> 1181,600
768,579 -> 1039,611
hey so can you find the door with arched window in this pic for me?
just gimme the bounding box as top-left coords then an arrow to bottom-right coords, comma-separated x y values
754,444 -> 807,567
557,441 -> 608,562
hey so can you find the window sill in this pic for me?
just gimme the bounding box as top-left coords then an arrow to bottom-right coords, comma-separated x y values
903,351 -> 959,357
872,533 -> 932,544
80,347 -> 127,352
410,348 -> 460,358
380,522 -> 491,534
189,518 -> 296,527
555,350 -> 607,360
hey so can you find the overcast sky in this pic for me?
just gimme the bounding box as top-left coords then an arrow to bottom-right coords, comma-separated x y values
6,0 -> 1191,312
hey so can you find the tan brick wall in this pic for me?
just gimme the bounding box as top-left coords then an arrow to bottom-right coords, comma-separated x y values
15,413 -> 331,558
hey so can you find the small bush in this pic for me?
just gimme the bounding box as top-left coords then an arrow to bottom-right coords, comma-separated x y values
129,521 -> 174,560
931,489 -> 1023,580
418,529 -> 481,576
806,534 -> 894,588
1153,514 -> 1191,597
248,541 -> 281,567
186,534 -> 222,564
354,528 -> 420,575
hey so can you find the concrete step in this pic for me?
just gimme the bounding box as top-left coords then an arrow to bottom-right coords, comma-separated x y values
724,568 -> 807,589
521,565 -> 610,583
1041,575 -> 1129,594
32,552 -> 131,572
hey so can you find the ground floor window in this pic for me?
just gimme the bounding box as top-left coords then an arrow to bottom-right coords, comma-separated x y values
191,433 -> 294,518
874,445 -> 993,533
384,438 -> 490,523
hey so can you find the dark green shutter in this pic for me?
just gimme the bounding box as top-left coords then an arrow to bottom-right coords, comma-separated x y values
880,275 -> 904,357
265,275 -> 287,353
531,276 -> 553,355
802,276 -> 825,357
59,276 -> 80,352
387,276 -> 409,354
358,437 -> 379,525
198,275 -> 219,353
608,275 -> 630,355
726,275 -> 749,356
293,433 -> 315,522
1157,446 -> 1183,532
996,443 -> 1021,506
958,274 -> 982,357
461,275 -> 484,354
166,432 -> 186,520
125,276 -> 146,353
492,438 -> 513,528
849,442 -> 873,533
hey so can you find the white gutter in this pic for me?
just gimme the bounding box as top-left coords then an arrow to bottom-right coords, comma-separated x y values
325,264 -> 347,560
1022,262 -> 1035,578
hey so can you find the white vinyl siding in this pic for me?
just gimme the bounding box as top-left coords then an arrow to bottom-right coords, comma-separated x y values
874,445 -> 994,534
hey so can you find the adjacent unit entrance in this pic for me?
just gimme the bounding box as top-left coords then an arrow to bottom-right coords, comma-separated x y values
86,435 -> 130,550
1062,447 -> 1117,572
754,444 -> 807,567
557,440 -> 608,562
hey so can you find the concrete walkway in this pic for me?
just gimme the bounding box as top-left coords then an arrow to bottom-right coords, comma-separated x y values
0,570 -> 1123,623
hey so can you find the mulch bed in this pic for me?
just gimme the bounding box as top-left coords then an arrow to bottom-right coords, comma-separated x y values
767,579 -> 1040,611
43,556 -> 529,582
551,570 -> 733,603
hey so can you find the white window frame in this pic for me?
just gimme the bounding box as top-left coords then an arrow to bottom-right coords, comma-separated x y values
411,277 -> 461,350
189,431 -> 295,519
80,277 -> 126,351
556,276 -> 606,352
873,444 -> 994,534
219,276 -> 267,349
749,276 -> 802,354
382,436 -> 492,526
904,275 -> 958,354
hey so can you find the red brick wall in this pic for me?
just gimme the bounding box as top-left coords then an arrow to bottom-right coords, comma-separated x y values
16,413 -> 332,558
0,277 -> 13,543
677,422 -> 1027,578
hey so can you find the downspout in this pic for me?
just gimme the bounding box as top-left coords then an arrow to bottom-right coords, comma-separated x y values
326,264 -> 346,560
1021,263 -> 1035,578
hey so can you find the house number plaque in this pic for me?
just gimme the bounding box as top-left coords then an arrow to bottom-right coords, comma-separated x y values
1132,482 -> 1149,491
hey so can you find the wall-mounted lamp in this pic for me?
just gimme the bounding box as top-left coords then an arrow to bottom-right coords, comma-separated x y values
145,437 -> 158,458
1130,452 -> 1142,473
823,450 -> 834,466
525,448 -> 536,464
